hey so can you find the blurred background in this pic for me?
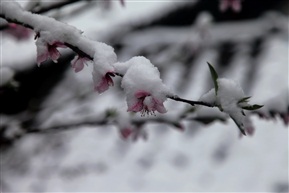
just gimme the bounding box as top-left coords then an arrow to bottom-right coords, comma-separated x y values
0,0 -> 288,192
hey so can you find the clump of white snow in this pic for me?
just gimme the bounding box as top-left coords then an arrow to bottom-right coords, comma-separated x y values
121,56 -> 171,114
112,56 -> 141,75
121,56 -> 171,98
200,78 -> 249,133
200,88 -> 216,104
217,78 -> 246,127
93,42 -> 117,67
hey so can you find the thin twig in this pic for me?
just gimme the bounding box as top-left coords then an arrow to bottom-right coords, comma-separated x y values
168,95 -> 214,107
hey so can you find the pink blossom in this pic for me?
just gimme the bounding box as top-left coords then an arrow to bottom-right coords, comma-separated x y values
71,55 -> 90,73
127,90 -> 167,116
219,0 -> 242,12
119,126 -> 148,141
5,23 -> 32,40
93,71 -> 115,94
119,128 -> 132,139
36,39 -> 66,66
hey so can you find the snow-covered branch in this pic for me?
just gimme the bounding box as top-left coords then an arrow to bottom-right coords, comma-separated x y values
0,0 -> 85,31
1,1 -> 264,136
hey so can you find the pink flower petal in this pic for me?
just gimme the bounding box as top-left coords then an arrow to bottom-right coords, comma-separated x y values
71,56 -> 88,73
135,90 -> 150,99
155,102 -> 167,113
94,73 -> 114,93
37,52 -> 49,66
49,47 -> 61,63
126,90 -> 167,115
120,128 -> 132,139
127,99 -> 144,112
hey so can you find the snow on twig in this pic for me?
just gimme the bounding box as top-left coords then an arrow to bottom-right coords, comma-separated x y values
0,1 -> 265,138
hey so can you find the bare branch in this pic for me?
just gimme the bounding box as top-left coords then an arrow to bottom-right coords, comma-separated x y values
168,95 -> 214,107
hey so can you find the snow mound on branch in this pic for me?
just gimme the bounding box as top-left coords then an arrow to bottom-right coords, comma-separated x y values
217,79 -> 246,130
200,78 -> 247,131
121,56 -> 171,97
121,56 -> 172,114
112,57 -> 138,75
200,88 -> 215,104
93,42 -> 117,67
92,42 -> 116,85
92,42 -> 117,93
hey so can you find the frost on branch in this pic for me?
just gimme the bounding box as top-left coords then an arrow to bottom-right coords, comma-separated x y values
120,56 -> 171,116
200,63 -> 263,135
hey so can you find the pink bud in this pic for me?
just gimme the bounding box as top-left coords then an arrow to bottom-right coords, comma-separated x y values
93,72 -> 115,94
120,128 -> 132,139
71,55 -> 90,73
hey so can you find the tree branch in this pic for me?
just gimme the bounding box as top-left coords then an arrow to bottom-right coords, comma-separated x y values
0,0 -> 85,30
0,10 -> 95,60
168,95 -> 214,107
